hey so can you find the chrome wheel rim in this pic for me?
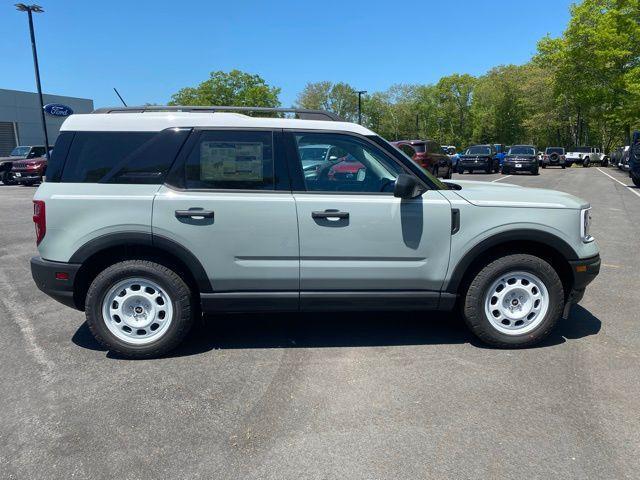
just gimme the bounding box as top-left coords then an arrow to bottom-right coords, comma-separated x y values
484,271 -> 549,335
101,278 -> 173,345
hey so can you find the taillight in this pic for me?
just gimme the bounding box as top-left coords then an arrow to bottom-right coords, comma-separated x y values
33,200 -> 46,245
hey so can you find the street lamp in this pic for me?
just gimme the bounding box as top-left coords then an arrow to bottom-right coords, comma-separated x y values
15,3 -> 50,160
357,90 -> 367,125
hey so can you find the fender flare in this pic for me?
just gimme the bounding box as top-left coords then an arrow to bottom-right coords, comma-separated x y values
444,229 -> 578,294
69,231 -> 212,293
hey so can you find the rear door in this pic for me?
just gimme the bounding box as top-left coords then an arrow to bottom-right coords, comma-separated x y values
152,129 -> 299,309
286,130 -> 452,309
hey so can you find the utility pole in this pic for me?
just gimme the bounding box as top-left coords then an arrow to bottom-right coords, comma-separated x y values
16,4 -> 50,160
357,90 -> 367,125
416,113 -> 419,139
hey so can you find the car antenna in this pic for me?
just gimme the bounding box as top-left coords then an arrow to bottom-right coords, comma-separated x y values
113,87 -> 128,107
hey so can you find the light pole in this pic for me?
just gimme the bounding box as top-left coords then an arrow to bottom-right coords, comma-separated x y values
16,3 -> 50,160
357,90 -> 367,125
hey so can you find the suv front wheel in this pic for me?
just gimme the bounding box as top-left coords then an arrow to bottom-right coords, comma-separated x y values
462,254 -> 564,347
86,260 -> 194,358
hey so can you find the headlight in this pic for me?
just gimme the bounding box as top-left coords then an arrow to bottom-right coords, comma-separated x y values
581,207 -> 593,242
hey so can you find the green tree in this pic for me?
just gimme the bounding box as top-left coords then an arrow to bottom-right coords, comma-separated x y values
537,0 -> 640,147
433,74 -> 476,147
169,70 -> 281,108
295,81 -> 359,121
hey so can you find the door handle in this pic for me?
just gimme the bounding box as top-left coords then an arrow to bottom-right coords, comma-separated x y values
312,209 -> 349,219
175,209 -> 215,219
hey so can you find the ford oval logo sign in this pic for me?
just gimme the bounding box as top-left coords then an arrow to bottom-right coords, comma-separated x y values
43,103 -> 74,117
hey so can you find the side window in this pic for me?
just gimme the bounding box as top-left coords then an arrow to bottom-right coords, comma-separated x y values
398,144 -> 416,158
60,130 -> 188,184
184,130 -> 274,190
294,132 -> 403,193
428,141 -> 440,154
30,147 -> 45,158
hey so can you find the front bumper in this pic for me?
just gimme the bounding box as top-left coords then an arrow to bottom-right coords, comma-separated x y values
458,160 -> 490,169
12,169 -> 43,183
563,254 -> 601,318
503,162 -> 536,171
31,256 -> 81,309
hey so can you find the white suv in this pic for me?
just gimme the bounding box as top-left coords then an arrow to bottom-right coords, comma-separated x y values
565,146 -> 607,167
30,106 -> 600,358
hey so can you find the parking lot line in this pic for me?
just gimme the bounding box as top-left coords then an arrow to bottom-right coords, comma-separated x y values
596,168 -> 640,198
491,175 -> 512,183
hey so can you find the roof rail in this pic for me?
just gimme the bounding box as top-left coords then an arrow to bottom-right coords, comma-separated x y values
91,105 -> 343,121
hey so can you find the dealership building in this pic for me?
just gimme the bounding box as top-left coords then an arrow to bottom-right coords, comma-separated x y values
0,88 -> 94,156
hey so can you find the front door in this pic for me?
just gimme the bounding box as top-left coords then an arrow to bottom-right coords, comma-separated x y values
152,129 -> 299,309
286,131 -> 452,309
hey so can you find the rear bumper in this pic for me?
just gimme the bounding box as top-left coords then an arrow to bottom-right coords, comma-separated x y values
563,254 -> 601,318
30,256 -> 81,309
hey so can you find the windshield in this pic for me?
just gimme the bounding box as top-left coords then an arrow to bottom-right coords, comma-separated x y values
572,147 -> 592,153
299,146 -> 329,162
465,146 -> 491,155
409,143 -> 426,153
9,146 -> 30,157
545,147 -> 564,154
508,146 -> 536,155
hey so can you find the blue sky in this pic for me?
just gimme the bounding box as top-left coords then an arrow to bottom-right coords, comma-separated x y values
1,0 -> 572,108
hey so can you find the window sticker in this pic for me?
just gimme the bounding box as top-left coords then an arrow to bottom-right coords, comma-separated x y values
200,141 -> 264,181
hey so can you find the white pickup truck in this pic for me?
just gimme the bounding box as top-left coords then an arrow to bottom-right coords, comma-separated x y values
565,146 -> 608,167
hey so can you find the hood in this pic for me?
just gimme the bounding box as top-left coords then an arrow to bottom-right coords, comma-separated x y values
449,180 -> 588,210
0,156 -> 21,163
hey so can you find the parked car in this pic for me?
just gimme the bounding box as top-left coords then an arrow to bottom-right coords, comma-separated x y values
565,146 -> 607,167
298,144 -> 364,181
494,144 -> 507,166
502,145 -> 540,175
630,131 -> 640,187
392,139 -> 453,178
542,147 -> 566,169
11,150 -> 51,185
617,146 -> 631,170
456,144 -> 500,174
441,145 -> 458,168
30,106 -> 600,358
0,145 -> 50,185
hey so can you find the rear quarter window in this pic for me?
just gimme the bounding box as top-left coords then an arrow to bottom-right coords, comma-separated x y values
58,129 -> 190,184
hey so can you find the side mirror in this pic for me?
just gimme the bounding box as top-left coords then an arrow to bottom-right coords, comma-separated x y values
394,174 -> 424,199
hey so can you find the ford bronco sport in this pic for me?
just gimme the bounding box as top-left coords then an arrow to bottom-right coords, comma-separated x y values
30,106 -> 600,358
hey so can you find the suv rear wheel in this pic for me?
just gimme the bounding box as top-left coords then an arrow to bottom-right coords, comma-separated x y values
85,260 -> 194,358
461,254 -> 564,347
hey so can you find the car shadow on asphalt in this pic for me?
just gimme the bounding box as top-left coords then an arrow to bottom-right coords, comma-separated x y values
71,305 -> 601,359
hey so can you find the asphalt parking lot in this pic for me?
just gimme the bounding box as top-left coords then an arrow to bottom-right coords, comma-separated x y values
1,166 -> 639,480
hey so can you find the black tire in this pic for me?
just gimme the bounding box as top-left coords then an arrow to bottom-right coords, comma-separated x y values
501,168 -> 508,175
445,166 -> 453,179
582,157 -> 590,167
457,167 -> 464,174
561,164 -> 566,169
461,254 -> 564,348
485,163 -> 492,174
85,260 -> 195,358
1,171 -> 16,185
532,167 -> 539,175
633,175 -> 640,187
541,164 -> 547,169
